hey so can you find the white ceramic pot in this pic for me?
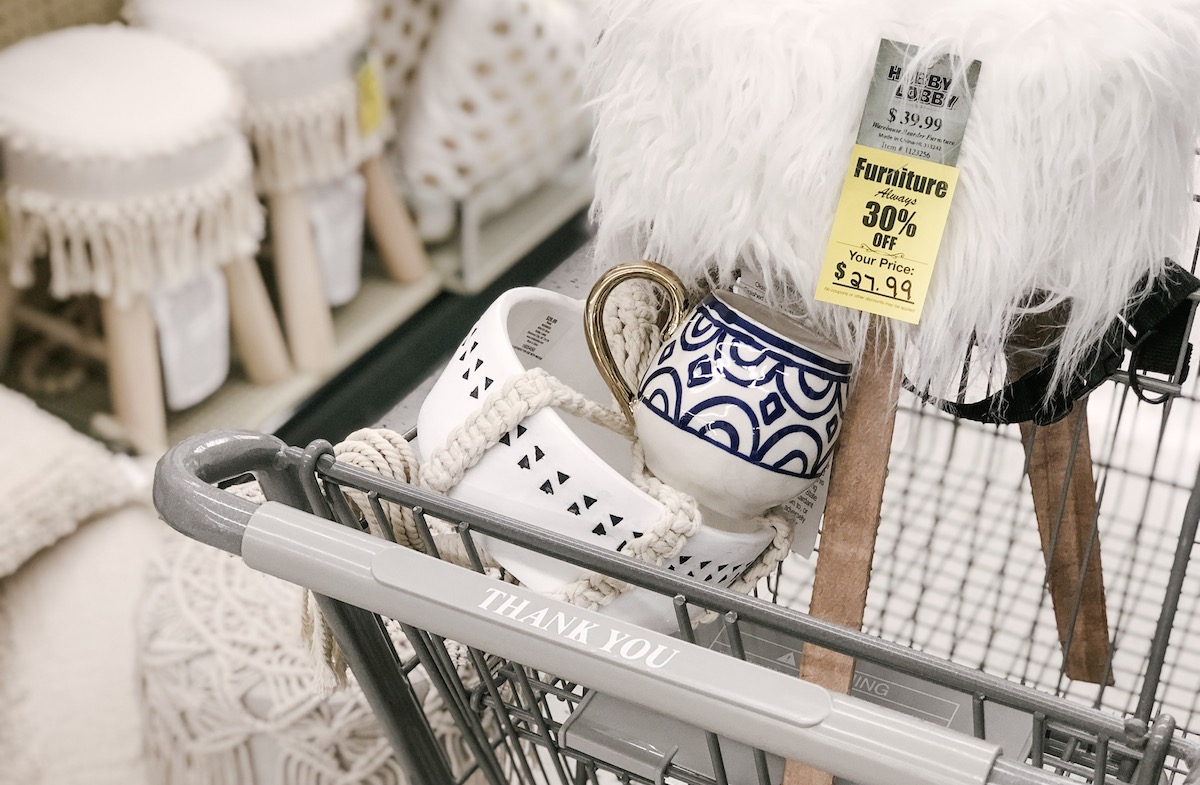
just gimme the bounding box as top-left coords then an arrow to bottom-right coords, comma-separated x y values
417,287 -> 776,632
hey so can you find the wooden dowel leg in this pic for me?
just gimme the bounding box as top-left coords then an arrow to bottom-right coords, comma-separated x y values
0,273 -> 17,376
361,155 -> 432,284
269,190 -> 337,372
100,295 -> 167,455
222,257 -> 291,384
1008,309 -> 1111,684
784,326 -> 899,785
1019,405 -> 1112,684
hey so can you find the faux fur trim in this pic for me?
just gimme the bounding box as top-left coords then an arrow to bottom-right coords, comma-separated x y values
246,79 -> 389,194
4,144 -> 262,306
584,0 -> 1200,395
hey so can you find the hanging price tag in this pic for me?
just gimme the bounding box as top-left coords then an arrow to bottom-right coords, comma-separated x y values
816,40 -> 981,324
356,49 -> 387,138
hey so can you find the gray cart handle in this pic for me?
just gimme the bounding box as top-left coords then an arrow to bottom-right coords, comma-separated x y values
155,431 -> 1066,785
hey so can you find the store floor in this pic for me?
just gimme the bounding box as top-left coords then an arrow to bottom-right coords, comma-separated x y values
274,211 -> 592,447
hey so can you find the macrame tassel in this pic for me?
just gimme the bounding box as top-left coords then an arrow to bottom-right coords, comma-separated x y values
300,590 -> 348,694
3,148 -> 262,307
246,81 -> 389,194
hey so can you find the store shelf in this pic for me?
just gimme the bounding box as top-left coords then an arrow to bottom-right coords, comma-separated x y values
164,270 -> 442,443
429,169 -> 594,295
3,266 -> 442,454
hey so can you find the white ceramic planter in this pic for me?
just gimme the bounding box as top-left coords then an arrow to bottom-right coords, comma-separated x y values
417,287 -> 776,631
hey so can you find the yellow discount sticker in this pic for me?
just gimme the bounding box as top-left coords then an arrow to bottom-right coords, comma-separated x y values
815,144 -> 958,324
356,51 -> 386,138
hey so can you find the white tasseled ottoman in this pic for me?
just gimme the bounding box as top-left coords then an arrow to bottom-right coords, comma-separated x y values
128,0 -> 433,373
0,24 -> 290,454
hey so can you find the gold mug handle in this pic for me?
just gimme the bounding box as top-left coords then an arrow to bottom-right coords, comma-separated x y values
584,261 -> 690,425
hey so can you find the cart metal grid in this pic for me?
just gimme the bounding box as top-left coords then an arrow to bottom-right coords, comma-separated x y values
154,419 -> 1200,785
768,166 -> 1200,729
151,160 -> 1200,785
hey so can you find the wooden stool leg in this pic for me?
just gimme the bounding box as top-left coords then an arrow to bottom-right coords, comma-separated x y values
0,273 -> 17,376
1020,403 -> 1111,684
784,326 -> 899,785
269,190 -> 337,372
222,257 -> 291,384
361,155 -> 432,284
1009,311 -> 1111,684
100,295 -> 168,455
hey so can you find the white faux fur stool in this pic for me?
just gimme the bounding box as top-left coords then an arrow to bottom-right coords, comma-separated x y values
129,0 -> 433,373
0,25 -> 290,455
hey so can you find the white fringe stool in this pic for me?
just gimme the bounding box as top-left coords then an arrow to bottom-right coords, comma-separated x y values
0,25 -> 290,455
129,0 -> 433,373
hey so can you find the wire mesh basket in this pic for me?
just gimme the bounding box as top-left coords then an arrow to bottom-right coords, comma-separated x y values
151,157 -> 1200,785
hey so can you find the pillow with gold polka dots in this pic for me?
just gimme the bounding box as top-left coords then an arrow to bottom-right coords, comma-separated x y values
390,0 -> 591,241
371,0 -> 442,112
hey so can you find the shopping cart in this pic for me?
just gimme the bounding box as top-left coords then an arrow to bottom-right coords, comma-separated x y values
153,379 -> 1200,785
150,156 -> 1200,785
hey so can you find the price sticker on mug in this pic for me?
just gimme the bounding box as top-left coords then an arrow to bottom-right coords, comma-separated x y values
816,39 -> 981,324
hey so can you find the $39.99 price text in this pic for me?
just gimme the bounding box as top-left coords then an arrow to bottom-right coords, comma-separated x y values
887,107 -> 942,131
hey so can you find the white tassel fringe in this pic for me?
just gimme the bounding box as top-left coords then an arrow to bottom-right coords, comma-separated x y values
4,145 -> 262,307
247,80 -> 389,194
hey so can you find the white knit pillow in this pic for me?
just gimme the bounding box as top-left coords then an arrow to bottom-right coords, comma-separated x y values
0,386 -> 138,579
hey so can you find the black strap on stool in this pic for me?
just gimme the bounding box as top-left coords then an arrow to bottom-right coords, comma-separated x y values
906,259 -> 1200,426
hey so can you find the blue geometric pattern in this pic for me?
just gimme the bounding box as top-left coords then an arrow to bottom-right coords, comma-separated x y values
759,392 -> 785,425
637,294 -> 851,479
687,356 -> 713,387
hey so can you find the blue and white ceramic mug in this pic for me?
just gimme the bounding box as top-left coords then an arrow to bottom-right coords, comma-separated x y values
585,262 -> 852,524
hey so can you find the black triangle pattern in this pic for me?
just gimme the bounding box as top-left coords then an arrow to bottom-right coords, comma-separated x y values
557,471 -> 569,484
540,480 -> 554,494
518,455 -> 530,469
610,515 -> 623,525
517,425 -> 527,437
484,377 -> 493,389
534,446 -> 545,461
469,387 -> 479,399
567,502 -> 581,515
592,523 -> 606,536
498,432 -> 510,446
583,495 -> 597,509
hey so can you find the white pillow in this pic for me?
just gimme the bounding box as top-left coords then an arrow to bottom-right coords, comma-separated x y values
1,505 -> 164,785
0,386 -> 139,578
